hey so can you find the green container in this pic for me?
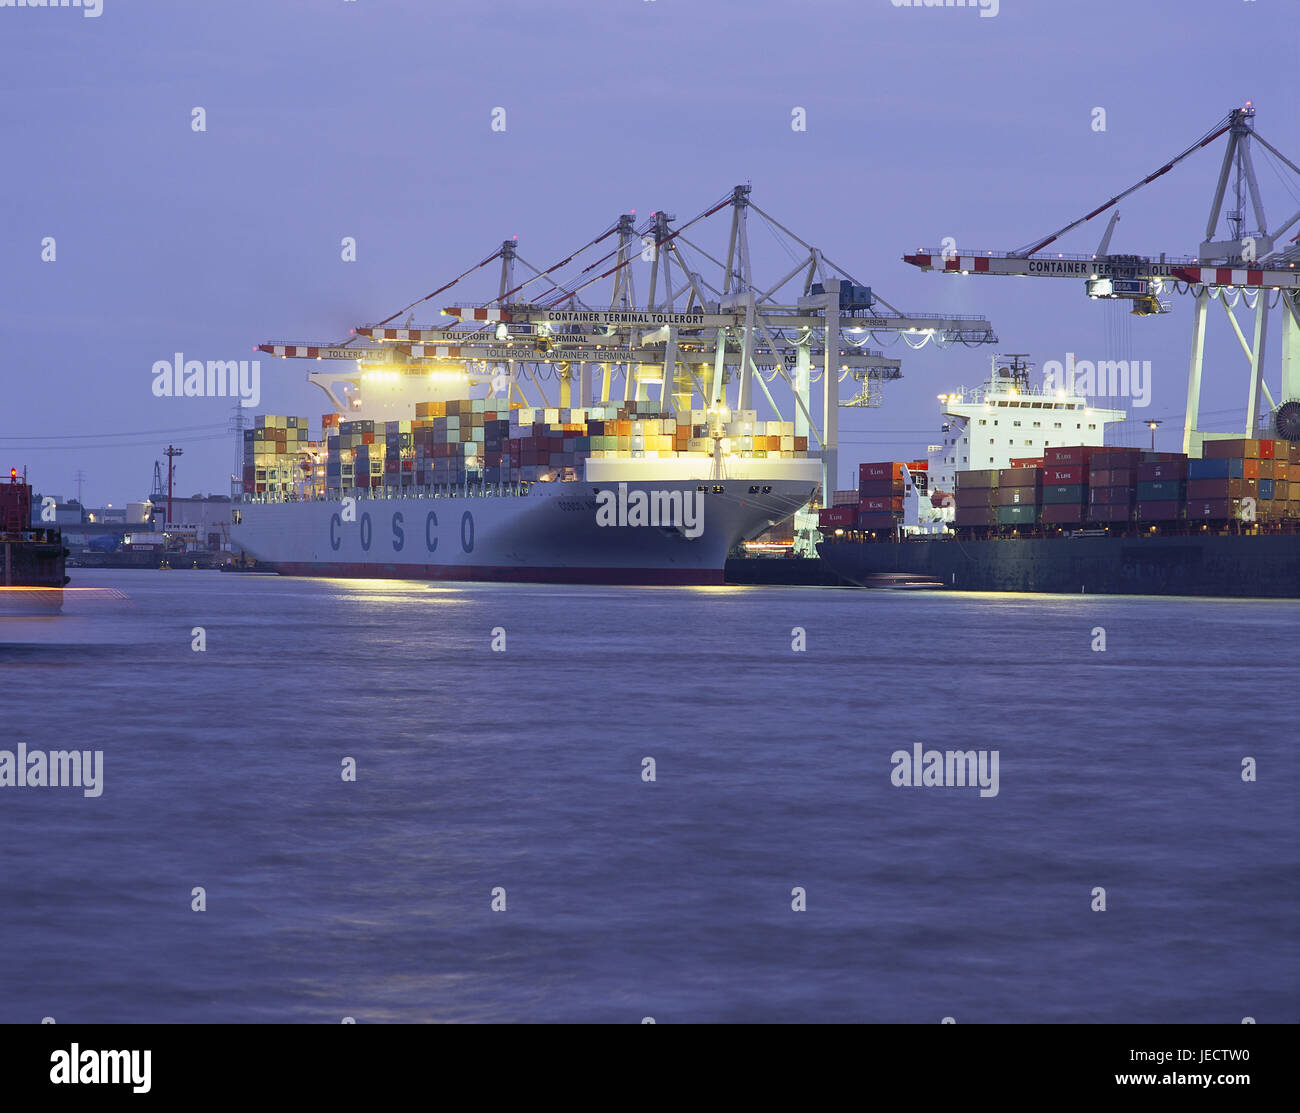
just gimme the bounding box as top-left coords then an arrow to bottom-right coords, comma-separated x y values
1136,480 -> 1184,501
998,504 -> 1039,525
1042,484 -> 1087,504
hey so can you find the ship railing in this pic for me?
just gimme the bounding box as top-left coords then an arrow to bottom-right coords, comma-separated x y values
236,482 -> 539,505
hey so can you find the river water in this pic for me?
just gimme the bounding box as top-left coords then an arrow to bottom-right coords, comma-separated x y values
0,570 -> 1294,1022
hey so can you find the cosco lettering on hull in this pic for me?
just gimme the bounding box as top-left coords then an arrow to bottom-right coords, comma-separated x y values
331,510 -> 474,554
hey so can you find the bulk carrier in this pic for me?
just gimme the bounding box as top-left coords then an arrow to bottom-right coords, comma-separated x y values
229,187 -> 998,584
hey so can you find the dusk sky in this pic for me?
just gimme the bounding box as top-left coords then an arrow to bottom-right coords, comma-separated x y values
3,0 -> 1298,504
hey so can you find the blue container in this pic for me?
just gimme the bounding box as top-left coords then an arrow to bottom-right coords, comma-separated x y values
1189,457 -> 1245,479
1260,478 -> 1275,500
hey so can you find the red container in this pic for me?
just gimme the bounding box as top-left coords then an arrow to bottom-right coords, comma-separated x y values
1088,504 -> 1133,523
857,512 -> 901,530
1092,446 -> 1142,463
1187,498 -> 1242,520
1041,504 -> 1087,523
1204,438 -> 1260,459
1137,458 -> 1188,481
859,496 -> 904,513
1243,458 -> 1260,480
1135,500 -> 1183,521
1088,486 -> 1129,506
953,508 -> 997,527
1009,456 -> 1043,468
1259,440 -> 1276,460
1043,446 -> 1095,467
1089,469 -> 1112,487
818,506 -> 857,529
1044,464 -> 1085,484
858,478 -> 904,498
859,461 -> 905,483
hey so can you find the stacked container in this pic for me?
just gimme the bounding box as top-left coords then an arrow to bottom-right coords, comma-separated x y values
954,469 -> 998,527
1135,453 -> 1188,523
243,415 -> 319,496
1039,446 -> 1093,524
857,462 -> 907,531
1086,446 -> 1141,524
995,466 -> 1041,527
1187,438 -> 1300,521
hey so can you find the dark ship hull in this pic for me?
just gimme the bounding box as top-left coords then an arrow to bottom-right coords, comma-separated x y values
817,532 -> 1300,598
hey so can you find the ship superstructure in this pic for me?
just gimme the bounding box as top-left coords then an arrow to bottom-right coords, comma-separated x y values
927,354 -> 1126,506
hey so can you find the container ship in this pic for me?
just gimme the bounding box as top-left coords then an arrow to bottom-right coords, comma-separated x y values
0,468 -> 69,613
231,400 -> 818,585
227,187 -> 999,585
817,361 -> 1300,597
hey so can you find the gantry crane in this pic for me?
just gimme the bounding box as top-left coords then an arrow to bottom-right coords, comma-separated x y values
258,185 -> 999,495
903,105 -> 1300,454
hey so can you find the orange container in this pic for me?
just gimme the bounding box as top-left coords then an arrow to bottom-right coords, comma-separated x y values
1243,458 -> 1259,479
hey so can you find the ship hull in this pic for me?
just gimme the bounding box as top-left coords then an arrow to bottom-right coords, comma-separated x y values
818,533 -> 1300,598
1,532 -> 68,613
232,479 -> 816,586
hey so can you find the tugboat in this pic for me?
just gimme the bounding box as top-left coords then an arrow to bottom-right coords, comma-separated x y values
0,468 -> 69,613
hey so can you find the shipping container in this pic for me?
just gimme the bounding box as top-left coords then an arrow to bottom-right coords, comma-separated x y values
1135,500 -> 1183,522
1187,498 -> 1243,520
859,461 -> 906,483
1042,484 -> 1087,505
995,485 -> 1040,507
1137,458 -> 1188,481
1203,437 -> 1261,459
818,506 -> 857,530
858,478 -> 905,498
1088,485 -> 1133,506
953,507 -> 998,527
859,496 -> 904,513
1087,504 -> 1134,524
1041,504 -> 1087,524
955,469 -> 999,489
997,504 -> 1038,525
1043,464 -> 1085,485
1043,446 -> 1097,467
1188,457 -> 1245,480
1136,480 -> 1185,501
857,512 -> 901,530
997,466 -> 1041,488
954,488 -> 998,508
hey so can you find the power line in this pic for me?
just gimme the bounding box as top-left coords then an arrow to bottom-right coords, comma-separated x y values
0,422 -> 229,441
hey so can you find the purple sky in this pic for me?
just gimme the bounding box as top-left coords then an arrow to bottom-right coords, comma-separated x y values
3,0 -> 1298,504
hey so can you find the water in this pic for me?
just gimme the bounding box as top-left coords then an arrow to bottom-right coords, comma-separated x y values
0,570 -> 1295,1023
